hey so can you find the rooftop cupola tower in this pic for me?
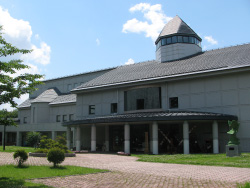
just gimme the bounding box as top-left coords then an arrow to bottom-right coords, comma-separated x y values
155,15 -> 202,62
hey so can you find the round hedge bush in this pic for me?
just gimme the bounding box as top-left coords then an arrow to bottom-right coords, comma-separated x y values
13,149 -> 28,167
47,148 -> 65,168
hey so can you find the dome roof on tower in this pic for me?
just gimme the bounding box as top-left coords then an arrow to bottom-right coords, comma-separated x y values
155,15 -> 201,44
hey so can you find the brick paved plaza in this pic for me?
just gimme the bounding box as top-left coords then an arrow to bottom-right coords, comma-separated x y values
0,152 -> 250,188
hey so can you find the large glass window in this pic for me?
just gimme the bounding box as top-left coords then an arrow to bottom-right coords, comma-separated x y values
124,87 -> 161,111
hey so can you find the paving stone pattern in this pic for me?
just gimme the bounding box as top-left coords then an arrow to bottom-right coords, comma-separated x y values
0,152 -> 249,188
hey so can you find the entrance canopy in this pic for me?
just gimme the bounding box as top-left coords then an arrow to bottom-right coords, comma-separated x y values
63,111 -> 237,126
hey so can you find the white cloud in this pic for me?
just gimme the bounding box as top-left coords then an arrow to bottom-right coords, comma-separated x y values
0,6 -> 51,65
122,3 -> 172,41
0,6 -> 49,110
96,38 -> 100,46
204,36 -> 218,45
124,58 -> 135,65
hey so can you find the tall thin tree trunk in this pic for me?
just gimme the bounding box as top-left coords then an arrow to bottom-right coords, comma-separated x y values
3,124 -> 6,151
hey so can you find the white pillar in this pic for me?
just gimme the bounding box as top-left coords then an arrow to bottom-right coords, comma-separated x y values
91,124 -> 96,151
52,131 -> 57,140
66,127 -> 71,149
124,123 -> 130,153
73,127 -> 76,148
16,131 -> 21,146
105,125 -> 109,151
149,124 -> 153,153
183,121 -> 189,154
76,126 -> 81,151
152,121 -> 158,155
212,121 -> 219,154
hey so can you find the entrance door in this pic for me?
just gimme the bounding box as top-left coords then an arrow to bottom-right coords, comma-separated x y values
109,125 -> 124,152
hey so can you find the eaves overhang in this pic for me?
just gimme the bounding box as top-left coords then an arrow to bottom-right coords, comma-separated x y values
63,111 -> 237,127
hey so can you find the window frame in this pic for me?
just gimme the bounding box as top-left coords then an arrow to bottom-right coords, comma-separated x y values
111,103 -> 118,114
169,97 -> 179,109
56,115 -> 61,122
23,117 -> 27,124
63,115 -> 67,122
69,114 -> 74,121
89,105 -> 95,115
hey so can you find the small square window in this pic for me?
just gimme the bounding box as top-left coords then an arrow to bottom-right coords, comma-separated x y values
23,117 -> 27,124
169,97 -> 178,109
111,103 -> 117,113
136,99 -> 145,110
89,105 -> 95,115
63,115 -> 67,122
69,114 -> 74,121
67,84 -> 72,91
56,115 -> 61,122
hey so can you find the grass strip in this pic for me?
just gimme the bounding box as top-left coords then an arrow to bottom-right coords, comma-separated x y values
133,153 -> 250,168
1,146 -> 37,153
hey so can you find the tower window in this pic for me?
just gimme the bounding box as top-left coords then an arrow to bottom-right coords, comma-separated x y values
172,36 -> 177,43
169,97 -> 178,109
178,36 -> 183,43
167,37 -> 172,44
183,36 -> 189,43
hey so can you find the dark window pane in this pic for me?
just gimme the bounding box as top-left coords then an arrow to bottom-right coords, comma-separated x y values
169,97 -> 178,108
136,99 -> 144,110
167,37 -> 172,44
89,105 -> 95,114
172,36 -> 177,43
183,36 -> 188,43
178,36 -> 183,43
111,103 -> 118,113
56,115 -> 61,122
161,38 -> 167,46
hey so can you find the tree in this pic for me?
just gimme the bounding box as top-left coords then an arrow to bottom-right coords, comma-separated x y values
26,131 -> 41,148
13,149 -> 28,167
47,148 -> 65,168
0,109 -> 18,150
0,25 -> 43,150
0,25 -> 43,108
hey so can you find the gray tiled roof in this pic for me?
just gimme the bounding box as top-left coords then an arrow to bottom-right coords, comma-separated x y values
63,111 -> 237,126
156,15 -> 201,43
17,99 -> 33,108
50,94 -> 76,105
73,43 -> 250,92
31,89 -> 58,103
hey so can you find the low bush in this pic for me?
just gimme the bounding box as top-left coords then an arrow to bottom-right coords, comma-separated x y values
26,132 -> 41,148
39,135 -> 68,153
13,150 -> 28,167
47,148 -> 65,168
35,148 -> 48,153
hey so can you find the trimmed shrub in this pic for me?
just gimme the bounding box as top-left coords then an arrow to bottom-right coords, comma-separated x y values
39,135 -> 69,153
56,134 -> 67,146
47,148 -> 65,168
36,148 -> 49,153
26,131 -> 41,148
13,150 -> 28,167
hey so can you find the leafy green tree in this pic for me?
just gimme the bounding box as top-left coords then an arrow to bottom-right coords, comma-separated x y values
0,26 -> 43,108
47,148 -> 65,168
0,26 -> 43,150
0,109 -> 18,150
26,131 -> 41,148
13,149 -> 28,167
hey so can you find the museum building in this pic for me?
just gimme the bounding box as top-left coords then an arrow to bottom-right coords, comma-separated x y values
1,16 -> 250,154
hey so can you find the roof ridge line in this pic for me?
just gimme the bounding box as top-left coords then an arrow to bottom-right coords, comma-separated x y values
202,42 -> 250,52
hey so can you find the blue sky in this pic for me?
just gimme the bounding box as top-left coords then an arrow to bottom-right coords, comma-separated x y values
0,0 -> 250,109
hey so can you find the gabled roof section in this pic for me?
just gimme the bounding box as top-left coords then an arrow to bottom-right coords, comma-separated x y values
155,15 -> 201,44
50,94 -> 76,105
72,43 -> 250,92
31,89 -> 59,103
18,99 -> 33,108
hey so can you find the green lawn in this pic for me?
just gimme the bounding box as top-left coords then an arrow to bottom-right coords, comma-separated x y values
133,153 -> 250,168
1,146 -> 37,153
0,165 -> 108,188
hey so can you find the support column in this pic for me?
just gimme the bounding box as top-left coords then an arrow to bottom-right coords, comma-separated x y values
2,131 -> 4,146
124,123 -> 130,153
76,126 -> 81,151
16,131 -> 21,146
66,127 -> 71,149
212,120 -> 219,154
105,125 -> 109,151
152,121 -> 158,155
149,124 -> 153,153
91,124 -> 96,151
52,131 -> 57,140
183,121 -> 189,154
73,127 -> 76,148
